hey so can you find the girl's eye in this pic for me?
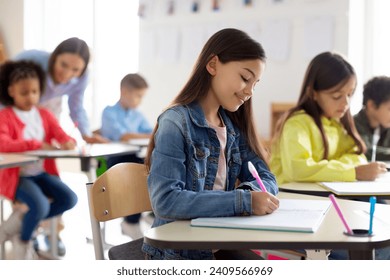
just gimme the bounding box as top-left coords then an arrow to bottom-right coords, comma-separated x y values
241,76 -> 249,82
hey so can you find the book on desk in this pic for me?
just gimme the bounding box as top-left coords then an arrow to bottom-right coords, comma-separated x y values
320,181 -> 390,196
319,172 -> 390,196
191,199 -> 331,233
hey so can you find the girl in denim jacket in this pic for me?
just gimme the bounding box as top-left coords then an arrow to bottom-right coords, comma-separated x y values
142,28 -> 279,260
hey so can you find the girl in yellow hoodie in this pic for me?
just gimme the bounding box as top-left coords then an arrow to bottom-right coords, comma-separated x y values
270,52 -> 387,185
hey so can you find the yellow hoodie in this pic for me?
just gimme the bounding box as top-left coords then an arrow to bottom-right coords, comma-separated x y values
270,110 -> 367,185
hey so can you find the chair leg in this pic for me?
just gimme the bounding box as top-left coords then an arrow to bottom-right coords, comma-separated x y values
49,217 -> 58,256
86,183 -> 105,260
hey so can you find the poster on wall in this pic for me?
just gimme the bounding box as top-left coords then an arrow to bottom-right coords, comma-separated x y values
156,27 -> 180,64
303,16 -> 334,59
139,29 -> 157,65
261,19 -> 292,62
138,0 -> 155,19
180,25 -> 208,63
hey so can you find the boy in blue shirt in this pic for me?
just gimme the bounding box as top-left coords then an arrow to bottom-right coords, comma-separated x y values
101,73 -> 152,142
101,73 -> 153,239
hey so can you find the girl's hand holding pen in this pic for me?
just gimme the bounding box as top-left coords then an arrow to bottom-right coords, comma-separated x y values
355,161 -> 387,181
251,192 -> 279,216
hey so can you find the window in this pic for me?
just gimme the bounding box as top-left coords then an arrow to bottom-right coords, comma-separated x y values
23,0 -> 139,136
349,0 -> 390,114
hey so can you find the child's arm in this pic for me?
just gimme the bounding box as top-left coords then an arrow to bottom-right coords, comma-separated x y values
39,108 -> 77,149
278,118 -> 362,182
67,72 -> 90,137
238,156 -> 279,195
101,107 -> 125,141
120,132 -> 151,142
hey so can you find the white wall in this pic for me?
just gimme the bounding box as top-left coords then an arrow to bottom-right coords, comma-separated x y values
138,0 -> 351,139
0,0 -> 24,58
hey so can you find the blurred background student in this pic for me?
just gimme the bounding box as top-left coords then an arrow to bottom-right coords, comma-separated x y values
353,76 -> 390,161
3,37 -> 107,256
0,60 -> 78,259
270,52 -> 386,186
270,51 -> 389,259
101,73 -> 153,239
12,37 -> 108,144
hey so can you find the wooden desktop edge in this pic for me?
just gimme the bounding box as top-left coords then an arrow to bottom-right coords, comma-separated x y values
142,193 -> 390,260
279,182 -> 390,199
143,220 -> 390,252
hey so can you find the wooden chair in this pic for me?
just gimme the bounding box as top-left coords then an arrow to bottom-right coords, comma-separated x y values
270,102 -> 296,138
86,162 -> 152,260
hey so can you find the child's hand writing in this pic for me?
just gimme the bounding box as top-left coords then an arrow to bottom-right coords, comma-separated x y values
355,162 -> 387,181
42,142 -> 57,150
61,141 -> 76,150
251,192 -> 279,216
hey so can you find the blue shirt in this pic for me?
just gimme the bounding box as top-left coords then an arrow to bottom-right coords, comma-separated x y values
142,101 -> 278,259
13,50 -> 91,136
100,102 -> 152,141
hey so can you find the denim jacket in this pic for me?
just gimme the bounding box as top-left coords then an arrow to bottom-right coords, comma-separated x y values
142,102 -> 278,259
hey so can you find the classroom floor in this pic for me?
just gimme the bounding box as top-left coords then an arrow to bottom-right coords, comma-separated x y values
2,158 -> 151,260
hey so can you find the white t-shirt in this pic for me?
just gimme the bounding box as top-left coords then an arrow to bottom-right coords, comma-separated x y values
13,106 -> 45,176
208,120 -> 227,191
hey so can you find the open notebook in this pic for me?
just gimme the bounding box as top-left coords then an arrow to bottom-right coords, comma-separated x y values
191,199 -> 331,233
320,181 -> 390,196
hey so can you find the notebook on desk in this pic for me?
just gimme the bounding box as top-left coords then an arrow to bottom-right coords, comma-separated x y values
127,138 -> 150,147
319,181 -> 390,196
191,199 -> 331,233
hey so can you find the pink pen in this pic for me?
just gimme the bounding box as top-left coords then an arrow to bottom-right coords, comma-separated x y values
329,194 -> 353,235
248,161 -> 267,192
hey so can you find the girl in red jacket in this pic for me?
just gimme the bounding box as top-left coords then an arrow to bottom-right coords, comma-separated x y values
0,60 -> 78,259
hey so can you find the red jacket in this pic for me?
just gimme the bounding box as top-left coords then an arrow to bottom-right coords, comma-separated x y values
0,107 -> 74,200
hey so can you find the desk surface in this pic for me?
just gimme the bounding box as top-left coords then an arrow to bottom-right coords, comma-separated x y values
127,138 -> 150,147
143,192 -> 390,259
22,143 -> 139,159
279,173 -> 390,197
0,153 -> 38,169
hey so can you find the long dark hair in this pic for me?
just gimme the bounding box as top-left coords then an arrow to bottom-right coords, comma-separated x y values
48,37 -> 90,78
145,28 -> 267,169
273,52 -> 365,159
0,60 -> 46,105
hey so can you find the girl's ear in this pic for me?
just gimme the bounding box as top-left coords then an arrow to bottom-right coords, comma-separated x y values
8,85 -> 15,98
206,55 -> 218,76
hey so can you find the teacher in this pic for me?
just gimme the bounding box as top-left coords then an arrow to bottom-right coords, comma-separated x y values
13,37 -> 108,143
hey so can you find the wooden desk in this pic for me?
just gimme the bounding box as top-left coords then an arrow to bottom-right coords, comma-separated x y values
0,153 -> 38,259
0,153 -> 38,169
143,192 -> 390,260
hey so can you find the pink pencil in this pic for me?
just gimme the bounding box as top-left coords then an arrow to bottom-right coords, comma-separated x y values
248,161 -> 267,192
329,194 -> 353,234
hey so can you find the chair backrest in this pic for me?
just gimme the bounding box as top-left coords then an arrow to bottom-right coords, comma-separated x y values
90,162 -> 152,222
